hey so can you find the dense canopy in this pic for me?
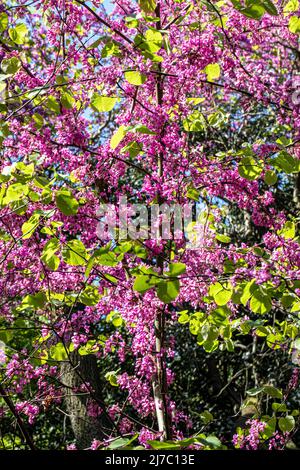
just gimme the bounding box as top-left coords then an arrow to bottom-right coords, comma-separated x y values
0,0 -> 300,451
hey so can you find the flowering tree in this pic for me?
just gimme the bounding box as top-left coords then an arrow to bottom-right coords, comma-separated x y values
0,0 -> 300,450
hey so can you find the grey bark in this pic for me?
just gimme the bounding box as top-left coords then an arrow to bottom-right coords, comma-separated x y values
293,172 -> 300,211
61,352 -> 113,448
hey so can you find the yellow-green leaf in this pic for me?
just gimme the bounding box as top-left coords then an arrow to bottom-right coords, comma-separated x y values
209,282 -> 233,306
9,23 -> 28,44
278,221 -> 296,239
284,0 -> 299,15
238,156 -> 262,180
125,70 -> 146,86
138,0 -> 156,13
289,15 -> 300,33
0,12 -> 8,32
204,63 -> 220,81
110,125 -> 128,149
264,169 -> 277,186
91,94 -> 117,112
22,213 -> 41,239
41,238 -> 60,271
62,239 -> 87,266
55,190 -> 79,216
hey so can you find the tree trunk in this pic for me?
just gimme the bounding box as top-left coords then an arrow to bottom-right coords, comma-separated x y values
61,352 -> 113,449
151,2 -> 171,441
293,172 -> 300,211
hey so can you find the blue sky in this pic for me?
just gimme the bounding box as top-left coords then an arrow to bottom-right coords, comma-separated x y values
103,0 -> 114,14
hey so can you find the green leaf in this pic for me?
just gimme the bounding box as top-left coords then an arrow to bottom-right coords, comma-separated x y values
0,81 -> 6,95
22,212 -> 41,239
41,238 -> 60,271
291,302 -> 300,313
32,113 -> 44,129
91,94 -> 117,112
0,329 -> 13,343
107,436 -> 137,449
87,250 -> 118,274
87,37 -> 102,50
106,311 -> 124,327
125,17 -> 139,28
34,176 -> 51,188
241,6 -> 265,19
211,306 -> 230,325
225,339 -> 235,352
103,273 -> 118,284
208,110 -> 227,128
156,279 -> 180,303
199,410 -> 214,424
278,221 -> 295,239
121,141 -> 143,158
249,287 -> 272,314
12,162 -> 35,182
55,190 -> 79,216
79,285 -> 101,306
138,0 -> 156,13
209,282 -> 233,306
289,15 -> 300,33
178,311 -> 190,324
101,40 -> 121,58
4,183 -> 28,203
0,12 -> 8,32
263,385 -> 283,399
50,343 -> 68,361
183,111 -> 205,132
266,332 -> 282,350
125,70 -> 146,86
281,294 -> 295,308
216,234 -> 231,243
272,403 -> 287,412
148,440 -> 181,450
61,91 -> 75,109
166,262 -> 186,276
240,279 -> 257,306
246,386 -> 265,396
231,1 -> 265,19
133,124 -> 156,134
110,125 -> 128,149
263,416 -> 277,438
261,0 -> 278,15
105,371 -> 119,387
204,63 -> 220,81
131,243 -> 148,259
271,151 -> 298,173
186,186 -> 200,201
238,156 -> 262,180
144,28 -> 163,51
133,274 -> 160,293
278,416 -> 295,433
62,239 -> 87,266
264,169 -> 277,185
134,29 -> 163,54
47,95 -> 60,114
284,0 -> 299,14
78,340 -> 99,356
1,57 -> 21,76
255,326 -> 269,336
196,435 -> 222,449
9,23 -> 28,44
21,292 -> 47,309
97,253 -> 119,267
203,323 -> 219,345
84,256 -> 96,279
